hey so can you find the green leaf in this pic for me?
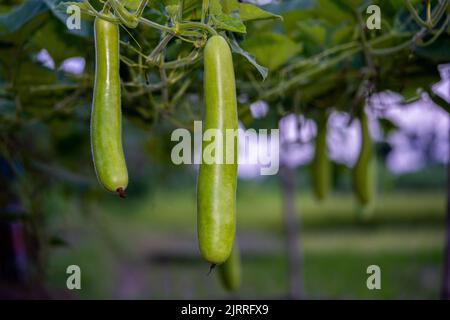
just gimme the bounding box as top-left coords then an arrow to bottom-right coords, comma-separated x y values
50,1 -> 93,37
296,20 -> 327,47
313,0 -> 355,25
282,8 -> 314,37
0,0 -> 48,37
378,118 -> 399,136
212,13 -> 246,33
331,25 -> 354,45
229,37 -> 268,80
239,3 -> 282,22
59,1 -> 90,11
179,0 -> 202,19
241,32 -> 302,71
165,4 -> 179,19
122,0 -> 141,10
209,0 -> 223,15
221,0 -> 239,14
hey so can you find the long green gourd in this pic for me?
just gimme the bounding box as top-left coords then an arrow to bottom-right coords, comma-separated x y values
91,14 -> 128,197
197,35 -> 238,265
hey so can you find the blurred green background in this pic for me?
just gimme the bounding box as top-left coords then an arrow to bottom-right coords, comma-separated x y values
1,0 -> 449,300
43,157 -> 447,299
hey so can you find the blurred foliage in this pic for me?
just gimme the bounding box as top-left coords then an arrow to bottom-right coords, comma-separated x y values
0,0 -> 447,232
44,182 -> 446,298
0,0 -> 448,155
0,0 -> 448,298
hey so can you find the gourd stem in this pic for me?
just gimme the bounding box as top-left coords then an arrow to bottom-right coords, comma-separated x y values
178,22 -> 218,36
404,0 -> 429,28
116,187 -> 127,198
